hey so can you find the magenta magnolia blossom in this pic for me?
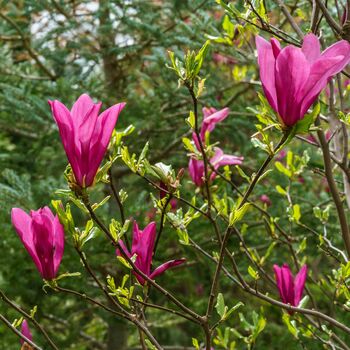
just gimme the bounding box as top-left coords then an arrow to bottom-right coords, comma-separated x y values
117,221 -> 185,285
20,320 -> 32,346
274,264 -> 307,307
260,194 -> 272,206
49,94 -> 125,187
256,34 -> 350,127
11,207 -> 65,280
193,107 -> 230,149
189,107 -> 243,187
189,147 -> 243,187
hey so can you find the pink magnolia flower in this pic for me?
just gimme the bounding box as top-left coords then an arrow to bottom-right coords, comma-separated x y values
256,34 -> 350,127
193,107 -> 230,148
260,194 -> 272,206
189,147 -> 243,187
189,106 -> 243,187
11,207 -> 65,280
273,264 -> 307,308
20,320 -> 32,346
49,94 -> 125,187
116,221 -> 185,285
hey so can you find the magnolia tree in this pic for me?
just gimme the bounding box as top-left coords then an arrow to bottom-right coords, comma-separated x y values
3,0 -> 350,349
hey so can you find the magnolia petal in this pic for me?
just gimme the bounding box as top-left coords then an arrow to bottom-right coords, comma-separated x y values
302,33 -> 321,63
202,107 -> 217,118
86,102 -> 125,186
274,264 -> 295,305
77,103 -> 102,182
273,265 -> 285,302
270,38 -> 281,58
188,157 -> 204,187
255,35 -> 278,111
49,100 -> 83,185
300,56 -> 345,117
20,320 -> 32,345
321,39 -> 350,63
192,131 -> 201,151
300,39 -> 350,117
294,265 -> 307,306
39,206 -> 55,220
137,222 -> 157,277
211,147 -> 244,168
275,46 -> 310,126
200,107 -> 230,140
116,240 -> 131,258
71,94 -> 99,129
11,208 -> 43,277
150,258 -> 186,280
281,264 -> 295,305
210,147 -> 243,181
53,215 -> 65,277
32,212 -> 56,280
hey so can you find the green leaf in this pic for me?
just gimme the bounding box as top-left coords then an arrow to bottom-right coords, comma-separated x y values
282,313 -> 299,338
251,137 -> 269,153
144,339 -> 157,350
248,266 -> 259,280
275,185 -> 287,196
222,15 -> 235,37
229,203 -> 250,226
193,40 -> 210,76
292,204 -> 301,222
91,195 -> 111,211
297,295 -> 309,309
215,293 -> 226,318
275,161 -> 292,177
186,111 -> 195,129
182,137 -> 196,153
192,338 -> 200,350
294,103 -> 320,134
236,166 -> 250,183
226,302 -> 244,319
117,255 -> 132,269
138,142 -> 149,163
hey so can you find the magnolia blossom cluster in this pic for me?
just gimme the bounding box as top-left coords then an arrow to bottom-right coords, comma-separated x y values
11,94 -> 184,286
9,32 -> 350,340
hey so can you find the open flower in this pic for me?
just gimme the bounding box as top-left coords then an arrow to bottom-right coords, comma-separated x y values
273,264 -> 307,308
116,221 -> 185,285
256,34 -> 350,127
20,320 -> 33,347
189,147 -> 243,187
49,94 -> 125,187
189,106 -> 243,187
193,107 -> 230,149
11,207 -> 65,280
